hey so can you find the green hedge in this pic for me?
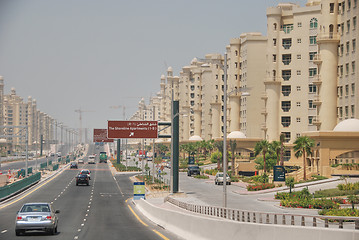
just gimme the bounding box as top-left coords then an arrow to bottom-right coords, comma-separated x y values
0,172 -> 41,200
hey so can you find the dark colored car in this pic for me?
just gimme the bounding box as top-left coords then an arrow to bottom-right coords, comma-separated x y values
76,174 -> 89,186
15,202 -> 60,236
187,166 -> 201,176
70,162 -> 78,169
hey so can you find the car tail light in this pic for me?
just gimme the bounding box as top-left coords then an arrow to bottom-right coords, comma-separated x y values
17,216 -> 22,220
46,216 -> 52,220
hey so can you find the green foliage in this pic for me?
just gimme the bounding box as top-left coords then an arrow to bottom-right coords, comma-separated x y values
254,155 -> 277,172
314,188 -> 359,198
285,177 -> 295,193
247,183 -> 275,191
112,161 -> 141,171
347,194 -> 359,209
210,151 -> 222,164
204,169 -> 219,176
337,182 -> 359,191
254,140 -> 270,172
194,175 -> 209,179
319,208 -> 359,217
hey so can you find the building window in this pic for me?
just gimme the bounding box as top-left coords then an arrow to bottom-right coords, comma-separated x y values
297,38 -> 302,43
190,101 -> 195,106
354,17 -> 357,29
309,68 -> 317,76
235,50 -> 238,56
282,24 -> 293,34
309,84 -> 317,93
309,52 -> 317,60
273,38 -> 277,46
282,54 -> 292,65
345,84 -> 349,96
282,38 -> 292,49
309,36 -> 317,45
284,150 -> 291,160
349,0 -> 352,9
297,102 -> 301,107
352,61 -> 356,73
339,107 -> 343,117
346,41 -> 350,53
281,101 -> 291,112
308,116 -> 314,125
296,117 -> 301,122
353,39 -> 356,52
351,83 -> 355,95
273,54 -> 277,62
282,85 -> 291,96
273,23 -> 277,30
281,117 -> 291,127
330,3 -> 335,13
346,63 -> 349,75
355,0 -> 358,8
297,54 -> 301,59
282,132 -> 291,143
340,86 -> 343,97
352,105 -> 355,117
308,100 -> 316,109
310,18 -> 318,29
340,44 -> 344,55
340,65 -> 344,76
345,106 -> 349,117
282,70 -> 291,80
190,93 -> 195,98
347,20 -> 351,32
297,22 -> 302,27
297,70 -> 301,75
190,85 -> 195,91
297,86 -> 301,91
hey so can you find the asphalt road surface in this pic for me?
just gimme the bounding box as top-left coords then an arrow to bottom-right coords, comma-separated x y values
0,156 -> 181,239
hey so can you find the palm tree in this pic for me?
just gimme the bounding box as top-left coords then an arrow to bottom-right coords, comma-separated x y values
270,141 -> 281,165
280,133 -> 285,166
229,140 -> 237,174
293,136 -> 314,181
214,141 -> 223,169
254,140 -> 270,173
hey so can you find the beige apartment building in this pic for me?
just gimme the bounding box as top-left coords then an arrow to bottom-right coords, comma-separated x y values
0,77 -> 55,154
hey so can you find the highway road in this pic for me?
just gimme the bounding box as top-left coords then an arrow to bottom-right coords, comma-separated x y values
0,148 -> 182,240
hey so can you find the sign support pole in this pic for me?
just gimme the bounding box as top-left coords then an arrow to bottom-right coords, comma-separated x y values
117,139 -> 121,164
172,100 -> 179,193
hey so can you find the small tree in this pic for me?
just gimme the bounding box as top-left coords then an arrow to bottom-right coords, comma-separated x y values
347,195 -> 359,210
254,140 -> 270,173
293,136 -> 314,181
229,140 -> 237,175
285,177 -> 295,193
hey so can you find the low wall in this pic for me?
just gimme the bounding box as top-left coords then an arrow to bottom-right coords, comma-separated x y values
0,175 -> 8,187
135,199 -> 358,240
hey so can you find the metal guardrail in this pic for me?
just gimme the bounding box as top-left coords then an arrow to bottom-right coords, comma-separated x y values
165,197 -> 359,230
0,172 -> 41,201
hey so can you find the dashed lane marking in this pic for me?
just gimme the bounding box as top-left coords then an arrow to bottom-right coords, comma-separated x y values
1,230 -> 7,234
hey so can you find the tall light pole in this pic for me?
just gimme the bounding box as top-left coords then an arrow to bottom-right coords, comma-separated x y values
223,53 -> 228,207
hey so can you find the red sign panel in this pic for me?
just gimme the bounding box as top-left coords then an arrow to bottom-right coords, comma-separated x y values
107,121 -> 158,139
93,129 -> 114,142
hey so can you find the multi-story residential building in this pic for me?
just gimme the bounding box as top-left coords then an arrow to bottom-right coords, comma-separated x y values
264,2 -> 321,145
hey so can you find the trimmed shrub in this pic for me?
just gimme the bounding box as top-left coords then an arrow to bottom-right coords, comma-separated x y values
247,183 -> 275,191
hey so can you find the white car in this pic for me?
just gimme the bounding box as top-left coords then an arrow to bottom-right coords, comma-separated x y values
214,172 -> 231,185
88,155 -> 96,164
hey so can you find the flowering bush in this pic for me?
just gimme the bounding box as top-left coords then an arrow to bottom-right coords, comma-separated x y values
319,208 -> 359,217
247,183 -> 275,191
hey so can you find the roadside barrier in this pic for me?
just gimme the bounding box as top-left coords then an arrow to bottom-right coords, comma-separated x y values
165,196 -> 359,230
40,162 -> 47,169
0,172 -> 41,201
52,164 -> 59,171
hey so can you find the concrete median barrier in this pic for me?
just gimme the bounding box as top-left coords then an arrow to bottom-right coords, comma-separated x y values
135,199 -> 358,240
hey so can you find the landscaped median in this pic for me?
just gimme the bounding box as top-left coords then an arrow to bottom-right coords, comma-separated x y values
0,172 -> 41,201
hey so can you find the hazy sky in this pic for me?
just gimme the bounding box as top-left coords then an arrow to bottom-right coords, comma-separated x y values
0,0 -> 307,134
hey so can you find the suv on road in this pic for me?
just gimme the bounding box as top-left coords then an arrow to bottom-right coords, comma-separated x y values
214,172 -> 231,185
187,165 -> 201,176
70,162 -> 78,169
76,174 -> 90,186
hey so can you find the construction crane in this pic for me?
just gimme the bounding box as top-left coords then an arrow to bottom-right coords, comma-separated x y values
74,108 -> 94,143
110,105 -> 126,120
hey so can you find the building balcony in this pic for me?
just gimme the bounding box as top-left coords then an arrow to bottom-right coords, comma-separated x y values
261,108 -> 268,115
317,33 -> 340,43
261,92 -> 268,100
261,124 -> 267,131
312,75 -> 322,85
313,116 -> 321,126
313,96 -> 322,105
313,54 -> 322,64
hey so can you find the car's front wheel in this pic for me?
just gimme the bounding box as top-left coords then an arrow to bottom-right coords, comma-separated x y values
15,230 -> 22,236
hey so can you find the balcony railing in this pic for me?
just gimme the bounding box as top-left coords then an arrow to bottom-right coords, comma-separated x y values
312,75 -> 322,85
317,33 -> 340,42
312,54 -> 322,64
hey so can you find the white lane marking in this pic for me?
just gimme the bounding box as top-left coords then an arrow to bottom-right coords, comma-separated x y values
78,229 -> 81,232
89,202 -> 91,204
1,230 -> 7,234
74,236 -> 79,240
85,214 -> 88,217
51,202 -> 53,204
88,206 -> 91,208
84,219 -> 87,221
81,223 -> 84,227
58,195 -> 61,197
87,209 -> 89,212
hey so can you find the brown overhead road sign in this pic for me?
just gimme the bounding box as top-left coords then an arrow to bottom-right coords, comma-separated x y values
93,129 -> 114,142
107,120 -> 158,139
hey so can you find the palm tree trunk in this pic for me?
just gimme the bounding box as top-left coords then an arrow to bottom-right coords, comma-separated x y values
303,149 -> 306,180
263,152 -> 266,173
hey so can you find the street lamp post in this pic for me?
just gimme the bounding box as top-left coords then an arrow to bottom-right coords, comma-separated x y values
223,53 -> 228,208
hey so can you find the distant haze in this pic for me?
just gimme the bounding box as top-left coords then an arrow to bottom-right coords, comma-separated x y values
0,0 -> 307,131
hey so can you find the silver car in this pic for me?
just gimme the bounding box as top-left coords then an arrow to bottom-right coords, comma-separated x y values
15,202 -> 60,236
214,172 -> 231,185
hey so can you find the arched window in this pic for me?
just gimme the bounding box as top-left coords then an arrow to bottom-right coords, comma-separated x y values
310,18 -> 318,29
273,23 -> 277,30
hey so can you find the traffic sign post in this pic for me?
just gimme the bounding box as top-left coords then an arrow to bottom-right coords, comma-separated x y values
107,121 -> 158,139
93,129 -> 114,143
133,182 -> 145,200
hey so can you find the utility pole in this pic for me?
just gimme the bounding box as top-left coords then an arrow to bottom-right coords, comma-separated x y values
74,108 -> 94,144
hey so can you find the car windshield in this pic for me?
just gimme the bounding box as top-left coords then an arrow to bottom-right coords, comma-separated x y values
78,174 -> 88,178
189,166 -> 199,169
81,170 -> 89,174
21,204 -> 50,213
